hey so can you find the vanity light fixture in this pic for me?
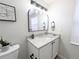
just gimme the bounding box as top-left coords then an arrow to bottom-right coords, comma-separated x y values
31,0 -> 48,11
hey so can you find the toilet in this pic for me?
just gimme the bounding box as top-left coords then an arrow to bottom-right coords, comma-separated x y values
0,44 -> 20,59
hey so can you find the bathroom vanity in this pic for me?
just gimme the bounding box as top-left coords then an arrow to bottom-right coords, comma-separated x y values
27,34 -> 59,59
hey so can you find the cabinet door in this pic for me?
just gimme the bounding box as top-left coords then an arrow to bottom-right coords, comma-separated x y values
53,39 -> 59,59
28,42 -> 39,59
40,43 -> 53,59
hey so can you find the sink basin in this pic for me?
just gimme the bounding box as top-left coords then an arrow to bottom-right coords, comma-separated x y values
28,34 -> 59,48
38,33 -> 58,39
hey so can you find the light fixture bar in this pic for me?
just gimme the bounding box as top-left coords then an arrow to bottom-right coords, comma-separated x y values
31,0 -> 48,11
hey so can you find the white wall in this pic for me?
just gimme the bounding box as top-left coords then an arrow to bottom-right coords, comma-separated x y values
0,0 -> 46,59
0,0 -> 30,59
48,0 -> 79,59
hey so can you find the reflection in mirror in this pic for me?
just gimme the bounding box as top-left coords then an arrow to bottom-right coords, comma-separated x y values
28,6 -> 49,32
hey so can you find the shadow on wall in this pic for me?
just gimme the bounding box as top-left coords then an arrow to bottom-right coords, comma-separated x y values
18,37 -> 28,59
59,36 -> 71,59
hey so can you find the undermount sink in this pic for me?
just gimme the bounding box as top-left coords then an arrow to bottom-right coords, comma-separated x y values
37,33 -> 58,39
27,33 -> 59,48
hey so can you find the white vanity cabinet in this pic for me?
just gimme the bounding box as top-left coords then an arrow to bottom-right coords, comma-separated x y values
52,38 -> 59,59
27,35 -> 59,59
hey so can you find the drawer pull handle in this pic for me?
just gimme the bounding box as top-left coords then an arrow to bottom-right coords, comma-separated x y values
52,42 -> 55,44
35,57 -> 37,59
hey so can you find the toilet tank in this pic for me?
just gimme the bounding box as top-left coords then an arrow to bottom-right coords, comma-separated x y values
0,44 -> 20,59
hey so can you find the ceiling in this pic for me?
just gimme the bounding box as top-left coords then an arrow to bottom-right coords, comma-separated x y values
33,0 -> 54,8
43,0 -> 54,5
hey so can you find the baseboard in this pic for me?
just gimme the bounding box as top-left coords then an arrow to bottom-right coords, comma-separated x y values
58,54 -> 67,59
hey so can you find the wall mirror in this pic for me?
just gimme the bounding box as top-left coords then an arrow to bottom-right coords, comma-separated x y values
28,6 -> 49,32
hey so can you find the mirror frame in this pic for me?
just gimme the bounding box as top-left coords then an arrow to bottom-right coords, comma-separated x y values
28,9 -> 49,32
